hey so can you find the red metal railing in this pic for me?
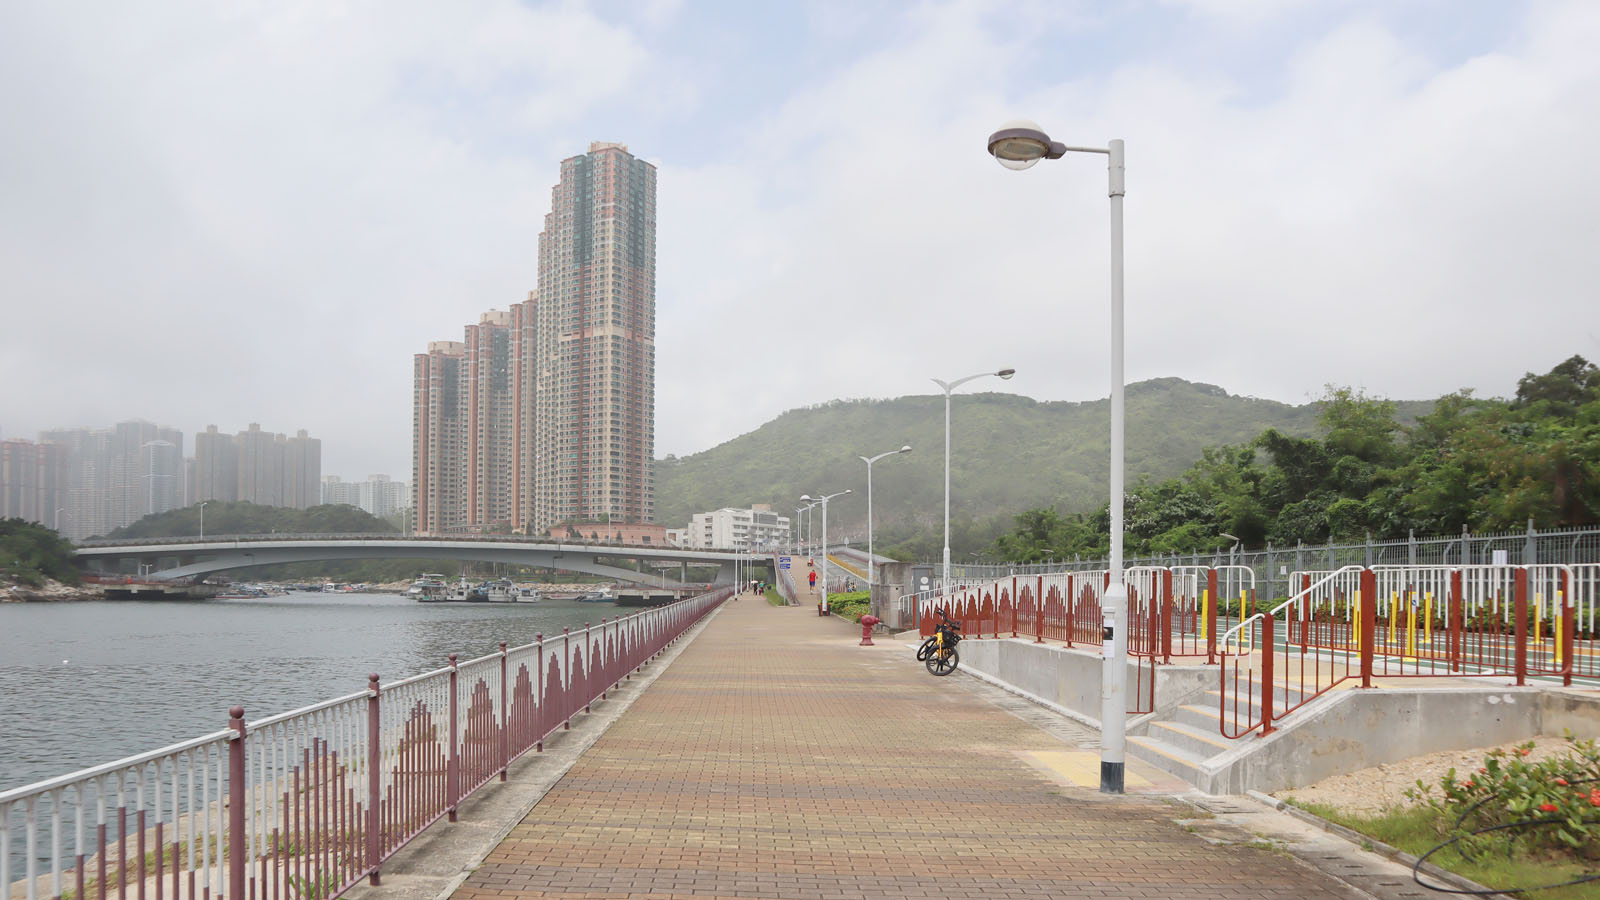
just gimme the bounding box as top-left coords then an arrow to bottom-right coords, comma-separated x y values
0,588 -> 731,900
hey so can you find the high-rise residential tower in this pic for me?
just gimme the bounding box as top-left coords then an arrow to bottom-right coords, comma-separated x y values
413,340 -> 467,534
532,141 -> 657,532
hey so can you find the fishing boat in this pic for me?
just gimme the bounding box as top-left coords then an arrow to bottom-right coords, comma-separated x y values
409,574 -> 449,602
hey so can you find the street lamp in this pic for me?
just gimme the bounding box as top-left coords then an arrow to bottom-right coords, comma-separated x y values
794,507 -> 807,555
199,501 -> 208,540
988,118 -> 1127,794
859,444 -> 912,599
799,490 -> 850,615
932,369 -> 1015,604
54,507 -> 65,532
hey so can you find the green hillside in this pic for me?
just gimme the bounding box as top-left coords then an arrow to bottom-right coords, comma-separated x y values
653,378 -> 1431,542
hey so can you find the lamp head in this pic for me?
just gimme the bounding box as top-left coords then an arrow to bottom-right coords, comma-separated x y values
1220,532 -> 1239,542
987,119 -> 1061,170
997,368 -> 1016,380
899,444 -> 913,453
800,494 -> 813,502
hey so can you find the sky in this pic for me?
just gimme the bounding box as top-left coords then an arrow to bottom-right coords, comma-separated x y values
2,0 -> 1597,480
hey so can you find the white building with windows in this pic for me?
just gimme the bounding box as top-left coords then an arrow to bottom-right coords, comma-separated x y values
684,505 -> 790,551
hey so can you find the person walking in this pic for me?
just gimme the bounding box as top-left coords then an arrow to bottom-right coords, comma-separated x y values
808,570 -> 817,592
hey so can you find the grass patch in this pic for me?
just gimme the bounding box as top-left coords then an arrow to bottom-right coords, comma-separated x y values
1290,798 -> 1600,898
764,587 -> 785,606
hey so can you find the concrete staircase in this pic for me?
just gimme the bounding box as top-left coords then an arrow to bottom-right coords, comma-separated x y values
1127,683 -> 1316,785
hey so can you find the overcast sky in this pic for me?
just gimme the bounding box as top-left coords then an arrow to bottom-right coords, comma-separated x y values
3,0 -> 1596,479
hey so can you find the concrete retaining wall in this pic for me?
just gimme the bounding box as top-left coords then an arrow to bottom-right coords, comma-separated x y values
954,636 -> 1600,796
954,637 -> 1214,726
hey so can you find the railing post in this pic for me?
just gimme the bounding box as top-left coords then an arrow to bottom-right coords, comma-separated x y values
1360,568 -> 1376,688
498,641 -> 509,782
228,706 -> 246,900
366,673 -> 381,885
535,635 -> 544,752
1260,614 -> 1276,736
1449,569 -> 1463,673
1206,567 -> 1218,664
447,653 -> 460,821
1011,576 -> 1018,638
1561,569 -> 1574,687
1161,569 -> 1173,664
1035,576 -> 1044,643
1514,568 -> 1528,687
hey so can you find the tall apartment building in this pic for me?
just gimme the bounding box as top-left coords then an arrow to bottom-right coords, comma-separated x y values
0,439 -> 70,528
532,141 -> 657,533
322,474 -> 410,520
413,341 -> 467,533
194,424 -> 321,510
412,142 -> 657,536
38,420 -> 184,540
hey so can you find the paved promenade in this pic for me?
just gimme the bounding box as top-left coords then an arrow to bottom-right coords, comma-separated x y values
445,593 -> 1374,900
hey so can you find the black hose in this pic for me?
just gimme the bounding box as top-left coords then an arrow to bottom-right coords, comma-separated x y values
1409,775 -> 1600,894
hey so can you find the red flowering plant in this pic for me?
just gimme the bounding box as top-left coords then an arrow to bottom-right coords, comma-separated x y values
1405,734 -> 1600,861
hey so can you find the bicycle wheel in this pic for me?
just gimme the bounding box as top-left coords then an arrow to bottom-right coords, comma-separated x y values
915,637 -> 937,661
925,645 -> 959,676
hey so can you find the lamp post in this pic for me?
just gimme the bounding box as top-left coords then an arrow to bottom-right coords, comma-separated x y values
800,490 -> 850,615
932,369 -> 1015,603
859,444 -> 912,598
794,508 -> 806,555
54,507 -> 65,532
199,501 -> 208,540
988,119 -> 1127,794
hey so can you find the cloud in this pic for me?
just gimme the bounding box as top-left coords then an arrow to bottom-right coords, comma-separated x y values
3,0 -> 1596,491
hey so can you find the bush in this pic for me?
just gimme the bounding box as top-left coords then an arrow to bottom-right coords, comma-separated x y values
1407,734 -> 1600,863
827,591 -> 871,622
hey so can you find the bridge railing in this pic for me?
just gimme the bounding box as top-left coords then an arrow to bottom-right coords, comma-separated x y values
0,587 -> 732,900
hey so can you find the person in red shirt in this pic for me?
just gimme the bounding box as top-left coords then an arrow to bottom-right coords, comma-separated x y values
808,570 -> 817,592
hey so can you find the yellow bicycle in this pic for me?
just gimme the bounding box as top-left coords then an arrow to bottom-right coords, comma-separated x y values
916,608 -> 962,676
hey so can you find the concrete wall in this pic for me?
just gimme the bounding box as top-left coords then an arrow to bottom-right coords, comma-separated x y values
952,635 -> 1600,796
954,637 -> 1214,727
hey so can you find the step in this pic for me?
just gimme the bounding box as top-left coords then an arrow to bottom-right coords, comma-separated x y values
1125,734 -> 1206,784
1147,719 -> 1233,760
1202,686 -> 1313,721
1173,702 -> 1229,733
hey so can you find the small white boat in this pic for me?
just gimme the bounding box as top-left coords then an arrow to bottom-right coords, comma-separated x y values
410,574 -> 449,602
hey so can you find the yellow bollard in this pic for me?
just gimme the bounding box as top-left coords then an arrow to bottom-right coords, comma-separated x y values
1352,590 -> 1362,650
1240,588 -> 1248,622
1555,590 -> 1565,668
1405,592 -> 1417,661
1389,591 -> 1400,649
1535,592 -> 1544,645
1200,589 -> 1209,640
1424,591 -> 1433,645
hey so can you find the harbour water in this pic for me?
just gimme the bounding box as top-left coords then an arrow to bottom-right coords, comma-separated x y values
0,591 -> 627,795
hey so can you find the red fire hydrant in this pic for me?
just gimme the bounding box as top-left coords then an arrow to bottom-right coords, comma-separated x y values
859,615 -> 880,646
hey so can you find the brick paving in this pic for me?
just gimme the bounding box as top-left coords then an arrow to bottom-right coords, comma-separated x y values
454,594 -> 1360,899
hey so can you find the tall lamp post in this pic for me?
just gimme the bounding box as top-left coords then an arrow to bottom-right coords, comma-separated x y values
932,369 -> 1015,603
859,445 -> 912,598
987,119 -> 1126,794
800,490 -> 850,615
199,501 -> 208,540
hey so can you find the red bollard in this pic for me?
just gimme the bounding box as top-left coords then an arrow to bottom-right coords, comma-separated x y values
859,615 -> 880,645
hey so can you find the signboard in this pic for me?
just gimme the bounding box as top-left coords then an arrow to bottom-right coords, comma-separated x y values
779,556 -> 792,570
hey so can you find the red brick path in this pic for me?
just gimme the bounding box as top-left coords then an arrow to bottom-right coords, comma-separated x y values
454,594 -> 1355,899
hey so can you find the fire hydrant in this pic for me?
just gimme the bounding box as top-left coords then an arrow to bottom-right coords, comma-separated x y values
859,615 -> 880,646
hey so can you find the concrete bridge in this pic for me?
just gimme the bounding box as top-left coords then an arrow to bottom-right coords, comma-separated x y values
74,534 -> 774,586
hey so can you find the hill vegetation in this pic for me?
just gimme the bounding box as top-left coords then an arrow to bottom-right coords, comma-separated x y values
0,518 -> 80,586
992,356 -> 1600,562
654,377 -> 1431,561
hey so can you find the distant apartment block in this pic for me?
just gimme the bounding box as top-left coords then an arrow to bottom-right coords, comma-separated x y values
193,424 -> 321,511
412,141 -> 657,537
0,439 -> 70,528
683,505 -> 791,551
322,474 -> 410,519
38,421 -> 184,540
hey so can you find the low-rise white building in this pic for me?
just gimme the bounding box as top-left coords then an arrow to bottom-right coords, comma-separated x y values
684,505 -> 790,551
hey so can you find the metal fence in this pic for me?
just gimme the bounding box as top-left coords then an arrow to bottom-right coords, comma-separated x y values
1,588 -> 731,900
929,522 -> 1600,606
